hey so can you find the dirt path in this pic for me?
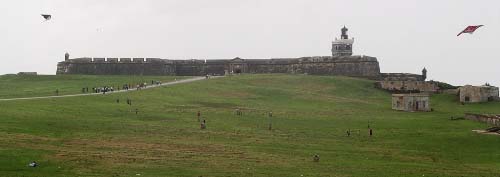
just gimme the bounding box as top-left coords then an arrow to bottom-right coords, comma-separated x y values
0,76 -> 219,101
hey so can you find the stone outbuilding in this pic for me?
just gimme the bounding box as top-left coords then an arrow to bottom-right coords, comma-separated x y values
458,85 -> 499,103
392,94 -> 431,112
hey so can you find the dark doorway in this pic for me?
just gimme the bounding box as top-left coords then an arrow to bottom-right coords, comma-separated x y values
465,96 -> 470,102
235,68 -> 242,74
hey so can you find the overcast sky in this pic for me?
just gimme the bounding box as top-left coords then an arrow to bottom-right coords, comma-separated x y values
1,0 -> 499,86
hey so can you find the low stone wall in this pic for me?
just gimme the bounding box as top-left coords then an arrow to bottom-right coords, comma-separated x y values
441,89 -> 458,95
380,73 -> 424,81
465,113 -> 500,126
375,81 -> 438,93
17,72 -> 37,75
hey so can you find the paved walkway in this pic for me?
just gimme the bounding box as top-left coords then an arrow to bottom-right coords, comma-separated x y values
0,76 -> 218,101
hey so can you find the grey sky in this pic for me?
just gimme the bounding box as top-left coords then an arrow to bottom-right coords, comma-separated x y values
1,0 -> 499,86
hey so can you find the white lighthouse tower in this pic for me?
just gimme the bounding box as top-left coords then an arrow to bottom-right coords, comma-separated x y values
331,26 -> 354,57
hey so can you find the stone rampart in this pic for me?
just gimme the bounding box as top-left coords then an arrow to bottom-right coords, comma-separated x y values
56,56 -> 382,78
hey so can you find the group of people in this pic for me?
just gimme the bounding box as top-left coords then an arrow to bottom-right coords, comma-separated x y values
235,109 -> 243,116
126,98 -> 132,106
346,128 -> 373,137
81,87 -> 89,93
151,80 -> 162,85
79,86 -> 115,94
121,82 -> 148,91
79,80 -> 165,94
93,86 -> 114,94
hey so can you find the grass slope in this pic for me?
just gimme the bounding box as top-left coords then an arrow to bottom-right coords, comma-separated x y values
0,74 -> 499,177
0,75 -> 189,99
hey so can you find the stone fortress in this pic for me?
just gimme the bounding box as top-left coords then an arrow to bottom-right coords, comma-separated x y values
57,26 -> 425,82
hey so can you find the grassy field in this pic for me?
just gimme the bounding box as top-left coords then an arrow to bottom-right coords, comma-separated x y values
0,75 -> 190,99
0,74 -> 499,177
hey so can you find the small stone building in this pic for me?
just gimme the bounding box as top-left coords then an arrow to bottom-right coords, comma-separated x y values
392,94 -> 431,112
459,85 -> 499,103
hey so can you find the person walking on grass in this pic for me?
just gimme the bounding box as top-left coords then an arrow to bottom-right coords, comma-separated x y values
200,119 -> 206,129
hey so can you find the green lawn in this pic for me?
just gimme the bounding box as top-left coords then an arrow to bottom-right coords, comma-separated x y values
0,75 -> 190,99
0,74 -> 499,177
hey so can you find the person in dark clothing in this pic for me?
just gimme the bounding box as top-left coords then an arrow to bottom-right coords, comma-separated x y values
313,155 -> 320,162
28,161 -> 37,167
369,128 -> 373,136
200,119 -> 206,129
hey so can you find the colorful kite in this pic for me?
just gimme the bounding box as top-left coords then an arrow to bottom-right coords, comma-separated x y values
41,14 -> 52,21
457,25 -> 483,36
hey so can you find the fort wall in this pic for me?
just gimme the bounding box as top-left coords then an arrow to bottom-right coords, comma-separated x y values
56,27 -> 424,80
57,56 -> 382,78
